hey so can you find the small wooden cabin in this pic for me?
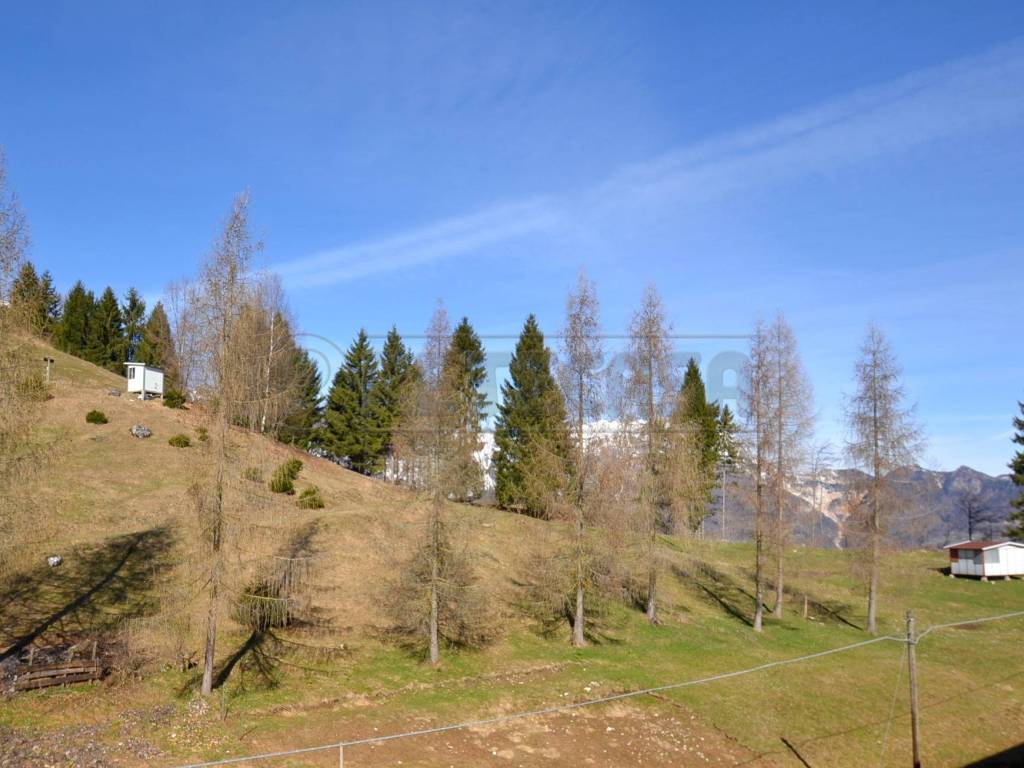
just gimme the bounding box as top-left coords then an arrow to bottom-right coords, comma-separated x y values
124,362 -> 164,400
944,540 -> 1024,580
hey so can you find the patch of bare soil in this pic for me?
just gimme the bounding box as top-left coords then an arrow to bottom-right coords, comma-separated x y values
238,702 -> 757,767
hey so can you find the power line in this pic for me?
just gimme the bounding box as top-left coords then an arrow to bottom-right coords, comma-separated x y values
171,634 -> 900,768
169,608 -> 1024,768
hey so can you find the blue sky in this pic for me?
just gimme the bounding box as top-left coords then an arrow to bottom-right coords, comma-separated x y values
3,2 -> 1023,474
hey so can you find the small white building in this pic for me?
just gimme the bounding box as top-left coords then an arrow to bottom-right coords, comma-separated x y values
125,362 -> 164,400
944,540 -> 1024,580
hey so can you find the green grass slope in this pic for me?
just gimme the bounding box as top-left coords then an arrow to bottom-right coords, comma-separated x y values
1,345 -> 1022,767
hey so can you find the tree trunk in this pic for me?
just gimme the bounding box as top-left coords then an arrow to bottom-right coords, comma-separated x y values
200,563 -> 219,696
774,380 -> 785,619
753,474 -> 765,632
429,578 -> 439,665
646,553 -> 658,624
867,519 -> 880,635
572,582 -> 585,647
572,516 -> 586,647
429,497 -> 441,666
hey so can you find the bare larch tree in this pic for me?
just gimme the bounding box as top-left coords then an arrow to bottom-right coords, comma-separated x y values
844,324 -> 921,635
622,284 -> 676,624
189,192 -> 307,695
558,270 -> 604,646
391,305 -> 491,664
764,313 -> 814,618
0,148 -> 43,576
739,319 -> 771,632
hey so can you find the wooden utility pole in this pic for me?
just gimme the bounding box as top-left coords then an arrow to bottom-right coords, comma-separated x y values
906,610 -> 922,768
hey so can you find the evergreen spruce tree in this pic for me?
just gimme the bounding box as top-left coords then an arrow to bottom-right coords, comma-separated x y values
85,286 -> 125,372
324,329 -> 383,475
717,402 -> 740,462
10,263 -> 60,334
9,261 -> 40,328
1008,401 -> 1024,539
493,315 -> 569,515
670,358 -> 722,527
136,301 -> 178,383
37,270 -> 61,334
121,287 -> 147,362
443,317 -> 489,500
277,348 -> 323,449
55,281 -> 94,357
371,326 -> 417,462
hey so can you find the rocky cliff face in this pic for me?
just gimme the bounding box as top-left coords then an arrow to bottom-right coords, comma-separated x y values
703,465 -> 1017,548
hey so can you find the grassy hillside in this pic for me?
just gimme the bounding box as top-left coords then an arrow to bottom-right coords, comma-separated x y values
1,345 -> 1022,767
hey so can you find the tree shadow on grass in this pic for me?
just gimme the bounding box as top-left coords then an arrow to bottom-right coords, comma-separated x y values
0,526 -> 175,662
673,562 -> 758,627
182,519 -> 326,694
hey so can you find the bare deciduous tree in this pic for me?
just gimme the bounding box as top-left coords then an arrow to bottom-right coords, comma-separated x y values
558,270 -> 604,646
622,284 -> 676,625
0,148 -> 43,575
956,489 -> 997,541
739,320 -> 771,632
844,324 -> 921,635
764,314 -> 814,618
187,192 -> 312,695
391,305 -> 492,664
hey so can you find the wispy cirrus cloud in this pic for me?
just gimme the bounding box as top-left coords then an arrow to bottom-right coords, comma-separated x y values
274,38 -> 1024,287
273,197 -> 562,288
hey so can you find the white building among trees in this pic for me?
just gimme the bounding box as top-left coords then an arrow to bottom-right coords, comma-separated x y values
124,362 -> 164,399
944,540 -> 1024,580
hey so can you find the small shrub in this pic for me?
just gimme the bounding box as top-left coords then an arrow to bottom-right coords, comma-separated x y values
195,426 -> 209,442
297,486 -> 325,510
268,458 -> 303,494
168,433 -> 191,448
86,410 -> 108,424
269,466 -> 295,494
163,389 -> 186,409
242,466 -> 263,483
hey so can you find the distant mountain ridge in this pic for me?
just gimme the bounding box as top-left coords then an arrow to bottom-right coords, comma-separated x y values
708,464 -> 1018,549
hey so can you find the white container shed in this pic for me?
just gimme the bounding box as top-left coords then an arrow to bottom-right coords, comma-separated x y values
125,362 -> 164,400
944,540 -> 1024,580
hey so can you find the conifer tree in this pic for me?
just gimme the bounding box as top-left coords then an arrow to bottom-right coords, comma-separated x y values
276,348 -> 323,449
121,287 -> 147,362
1008,401 -> 1024,538
442,317 -> 488,500
493,315 -> 569,515
9,261 -> 40,325
670,358 -> 722,528
324,329 -> 383,475
37,271 -> 60,334
371,326 -> 417,462
717,403 -> 739,461
136,301 -> 178,383
85,286 -> 125,372
55,281 -> 94,357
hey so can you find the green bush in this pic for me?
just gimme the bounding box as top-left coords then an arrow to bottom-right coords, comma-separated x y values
195,426 -> 209,442
297,486 -> 325,510
85,410 -> 108,424
163,389 -> 187,409
168,433 -> 191,448
268,458 -> 303,494
242,466 -> 262,483
269,466 -> 295,494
